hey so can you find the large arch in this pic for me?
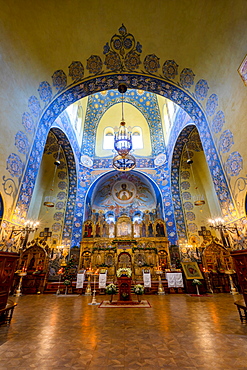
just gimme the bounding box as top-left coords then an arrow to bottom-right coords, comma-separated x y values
14,72 -> 236,247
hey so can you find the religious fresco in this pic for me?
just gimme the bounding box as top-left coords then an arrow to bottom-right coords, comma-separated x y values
89,171 -> 157,217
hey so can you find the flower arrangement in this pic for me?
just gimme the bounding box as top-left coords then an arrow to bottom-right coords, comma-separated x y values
133,284 -> 144,295
192,279 -> 202,286
63,279 -> 71,286
105,283 -> 117,295
116,268 -> 132,278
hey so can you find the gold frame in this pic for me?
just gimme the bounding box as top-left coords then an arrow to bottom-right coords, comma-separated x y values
181,262 -> 203,280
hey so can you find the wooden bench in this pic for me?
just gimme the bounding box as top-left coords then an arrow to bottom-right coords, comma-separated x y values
0,301 -> 17,325
234,299 -> 247,323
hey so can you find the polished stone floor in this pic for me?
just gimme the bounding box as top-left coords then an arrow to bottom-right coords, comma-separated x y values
0,293 -> 247,369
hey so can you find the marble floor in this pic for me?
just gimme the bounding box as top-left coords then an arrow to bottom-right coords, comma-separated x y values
0,293 -> 247,369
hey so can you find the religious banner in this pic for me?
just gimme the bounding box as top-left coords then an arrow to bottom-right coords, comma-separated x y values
143,270 -> 151,288
99,271 -> 107,288
76,273 -> 85,289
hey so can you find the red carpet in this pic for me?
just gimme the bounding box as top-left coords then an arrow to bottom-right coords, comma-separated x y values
98,300 -> 151,308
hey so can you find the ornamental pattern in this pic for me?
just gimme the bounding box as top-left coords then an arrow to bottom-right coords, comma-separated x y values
162,60 -> 178,80
58,181 -> 67,190
53,212 -> 64,221
15,131 -> 29,155
212,110 -> 225,133
206,93 -> 218,116
187,223 -> 198,233
181,171 -> 190,179
186,212 -> 195,221
28,96 -> 41,118
52,223 -> 62,232
184,202 -> 193,210
86,55 -> 103,74
68,61 -> 84,81
181,181 -> 190,190
57,191 -> 66,200
180,68 -> 195,89
182,192 -> 191,200
6,153 -> 23,178
22,112 -> 35,133
38,81 -> 52,103
143,54 -> 160,74
103,24 -> 142,73
194,79 -> 209,101
218,130 -> 234,153
225,151 -> 243,177
52,70 -> 67,91
58,171 -> 67,180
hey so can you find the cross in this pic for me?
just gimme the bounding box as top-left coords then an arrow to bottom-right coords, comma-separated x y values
39,227 -> 52,241
198,226 -> 212,238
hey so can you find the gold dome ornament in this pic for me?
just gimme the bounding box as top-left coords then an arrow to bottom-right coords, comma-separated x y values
112,154 -> 136,171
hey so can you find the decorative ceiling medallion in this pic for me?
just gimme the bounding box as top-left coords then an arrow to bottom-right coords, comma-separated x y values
154,153 -> 167,167
80,155 -> 93,168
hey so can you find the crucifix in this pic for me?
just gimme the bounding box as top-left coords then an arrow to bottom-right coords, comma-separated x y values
39,227 -> 52,241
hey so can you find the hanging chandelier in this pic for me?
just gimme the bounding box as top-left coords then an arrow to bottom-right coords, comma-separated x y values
112,84 -> 136,172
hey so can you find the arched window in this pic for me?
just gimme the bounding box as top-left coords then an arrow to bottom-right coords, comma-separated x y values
132,126 -> 143,149
103,127 -> 114,150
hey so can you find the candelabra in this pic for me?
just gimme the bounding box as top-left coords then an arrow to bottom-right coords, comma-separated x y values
156,269 -> 165,295
10,220 -> 39,250
85,269 -> 93,296
208,218 -> 238,248
15,269 -> 27,297
89,270 -> 100,305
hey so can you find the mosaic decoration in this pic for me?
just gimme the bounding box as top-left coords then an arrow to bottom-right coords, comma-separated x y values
162,60 -> 178,80
82,89 -> 165,158
22,112 -> 35,133
194,79 -> 209,101
53,212 -> 64,221
218,130 -> 234,153
206,93 -> 218,116
28,96 -> 41,118
180,68 -> 195,89
143,54 -> 160,74
103,24 -> 142,73
225,151 -> 243,177
6,153 -> 23,178
38,81 -> 52,103
52,70 -> 67,92
14,131 -> 29,156
211,110 -> 225,133
68,61 -> 84,81
86,55 -> 103,74
186,212 -> 196,221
